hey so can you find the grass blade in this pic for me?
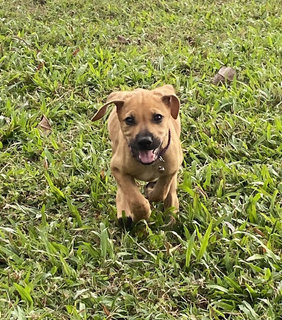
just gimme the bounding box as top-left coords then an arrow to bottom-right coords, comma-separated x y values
185,230 -> 196,268
100,222 -> 108,260
13,283 -> 33,306
66,197 -> 83,227
197,220 -> 213,261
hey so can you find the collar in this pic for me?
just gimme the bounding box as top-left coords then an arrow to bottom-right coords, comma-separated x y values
158,129 -> 171,162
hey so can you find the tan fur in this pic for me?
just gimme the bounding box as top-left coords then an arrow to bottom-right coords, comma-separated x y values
92,85 -> 183,222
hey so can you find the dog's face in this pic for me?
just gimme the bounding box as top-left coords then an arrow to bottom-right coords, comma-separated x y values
92,85 -> 180,165
118,92 -> 172,164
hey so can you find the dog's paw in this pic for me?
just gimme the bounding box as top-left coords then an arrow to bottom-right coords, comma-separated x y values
130,198 -> 151,221
118,216 -> 133,229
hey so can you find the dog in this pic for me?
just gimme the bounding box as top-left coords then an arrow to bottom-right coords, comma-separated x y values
92,85 -> 183,225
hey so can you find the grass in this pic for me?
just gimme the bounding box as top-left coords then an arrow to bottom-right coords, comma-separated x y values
0,0 -> 281,318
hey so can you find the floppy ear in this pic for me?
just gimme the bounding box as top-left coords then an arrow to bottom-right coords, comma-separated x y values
152,85 -> 180,119
92,90 -> 132,121
91,100 -> 124,121
162,95 -> 180,119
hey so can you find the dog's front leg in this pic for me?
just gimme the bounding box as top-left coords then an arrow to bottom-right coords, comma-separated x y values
116,188 -> 132,219
112,167 -> 151,222
164,174 -> 179,211
147,173 -> 178,207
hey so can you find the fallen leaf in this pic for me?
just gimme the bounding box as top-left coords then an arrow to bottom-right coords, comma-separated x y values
252,227 -> 265,237
117,35 -> 130,44
259,246 -> 267,254
43,158 -> 49,169
185,35 -> 196,46
218,66 -> 236,80
72,48 -> 80,56
102,305 -> 111,317
38,115 -> 51,136
35,61 -> 45,71
212,66 -> 236,85
100,169 -> 105,180
165,242 -> 171,256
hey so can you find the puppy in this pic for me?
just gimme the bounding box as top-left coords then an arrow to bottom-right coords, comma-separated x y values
92,85 -> 183,224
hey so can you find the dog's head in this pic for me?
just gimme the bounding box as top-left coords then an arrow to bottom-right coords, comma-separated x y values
92,85 -> 180,165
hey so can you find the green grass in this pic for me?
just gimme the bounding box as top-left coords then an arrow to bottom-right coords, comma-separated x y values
0,0 -> 281,319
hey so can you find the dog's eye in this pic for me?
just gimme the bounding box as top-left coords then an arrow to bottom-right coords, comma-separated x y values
153,114 -> 163,123
125,116 -> 135,125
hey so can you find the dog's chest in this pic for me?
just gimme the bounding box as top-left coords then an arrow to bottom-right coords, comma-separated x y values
132,164 -> 164,182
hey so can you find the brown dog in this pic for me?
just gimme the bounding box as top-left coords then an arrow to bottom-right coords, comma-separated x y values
92,85 -> 183,224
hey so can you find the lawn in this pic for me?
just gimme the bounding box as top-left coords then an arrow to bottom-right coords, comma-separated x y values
0,0 -> 281,319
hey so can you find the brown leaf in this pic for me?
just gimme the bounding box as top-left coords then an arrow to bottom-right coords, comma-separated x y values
43,158 -> 49,169
100,169 -> 105,180
259,246 -> 267,254
102,305 -> 111,317
212,66 -> 236,85
38,115 -> 51,136
185,35 -> 196,46
253,227 -> 265,237
165,242 -> 171,256
36,61 -> 45,71
72,48 -> 80,56
117,35 -> 130,44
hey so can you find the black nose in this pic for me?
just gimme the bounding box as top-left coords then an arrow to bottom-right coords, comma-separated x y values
137,135 -> 153,149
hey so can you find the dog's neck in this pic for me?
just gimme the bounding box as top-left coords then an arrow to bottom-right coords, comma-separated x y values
158,129 -> 171,161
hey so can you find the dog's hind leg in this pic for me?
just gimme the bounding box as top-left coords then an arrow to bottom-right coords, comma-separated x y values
144,181 -> 157,198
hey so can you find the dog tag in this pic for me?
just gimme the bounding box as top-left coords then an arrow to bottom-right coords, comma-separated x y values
158,166 -> 165,172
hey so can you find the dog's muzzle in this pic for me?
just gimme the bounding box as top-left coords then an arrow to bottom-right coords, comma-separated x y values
130,132 -> 161,165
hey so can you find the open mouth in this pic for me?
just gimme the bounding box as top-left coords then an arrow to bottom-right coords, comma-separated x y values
129,130 -> 170,166
138,149 -> 158,164
136,146 -> 161,165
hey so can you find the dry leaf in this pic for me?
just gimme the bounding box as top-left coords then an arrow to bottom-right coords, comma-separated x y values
185,35 -> 196,46
72,48 -> 80,56
36,61 -> 45,71
218,66 -> 236,80
43,158 -> 49,169
165,242 -> 171,256
212,66 -> 236,85
253,227 -> 265,237
102,305 -> 111,317
259,246 -> 267,254
117,35 -> 130,44
38,115 -> 51,136
100,169 -> 105,180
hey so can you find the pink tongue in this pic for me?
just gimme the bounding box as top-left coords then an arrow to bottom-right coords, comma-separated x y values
139,150 -> 156,163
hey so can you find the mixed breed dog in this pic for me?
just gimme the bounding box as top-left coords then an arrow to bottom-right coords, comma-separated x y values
92,85 -> 183,226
